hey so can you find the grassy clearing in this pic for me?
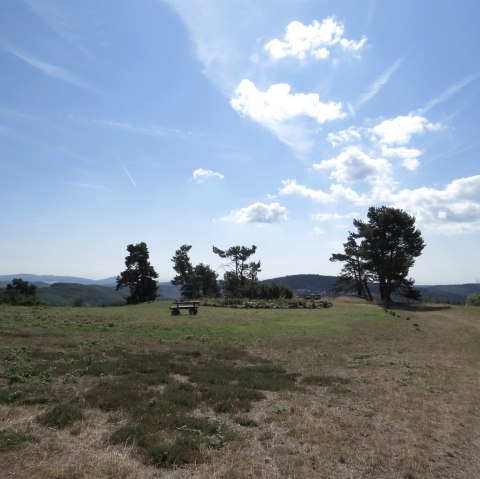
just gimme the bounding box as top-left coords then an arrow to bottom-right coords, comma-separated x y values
0,300 -> 479,478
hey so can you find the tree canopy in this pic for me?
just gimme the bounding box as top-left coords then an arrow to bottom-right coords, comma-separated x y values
212,245 -> 261,297
116,242 -> 159,304
0,278 -> 40,305
331,206 -> 425,304
171,245 -> 219,299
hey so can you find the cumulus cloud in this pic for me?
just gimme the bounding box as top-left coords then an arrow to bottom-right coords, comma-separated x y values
193,168 -> 224,183
279,179 -> 368,205
327,127 -> 362,147
220,202 -> 287,224
381,175 -> 480,234
381,146 -> 422,171
230,79 -> 345,152
279,179 -> 334,203
371,115 -> 441,145
313,146 -> 392,184
311,211 -> 359,221
264,18 -> 366,61
231,79 -> 345,125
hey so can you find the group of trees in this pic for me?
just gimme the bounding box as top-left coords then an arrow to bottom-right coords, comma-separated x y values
116,242 -> 293,304
0,278 -> 40,305
331,206 -> 425,305
171,245 -> 220,298
115,206 -> 426,306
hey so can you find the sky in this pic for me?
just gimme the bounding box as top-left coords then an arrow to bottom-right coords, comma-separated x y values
1,0 -> 479,285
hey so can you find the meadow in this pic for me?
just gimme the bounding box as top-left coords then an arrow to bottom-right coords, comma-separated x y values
0,300 -> 479,478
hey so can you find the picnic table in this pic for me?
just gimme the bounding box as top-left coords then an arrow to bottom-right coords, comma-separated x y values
169,301 -> 199,316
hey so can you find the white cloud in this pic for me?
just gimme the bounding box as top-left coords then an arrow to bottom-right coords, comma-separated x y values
371,115 -> 441,145
279,179 -> 334,203
193,168 -> 224,183
231,79 -> 345,152
381,146 -> 422,171
314,146 -> 392,185
0,41 -> 90,90
265,18 -> 366,61
330,184 -> 368,204
327,127 -> 362,147
311,211 -> 359,221
381,175 -> 480,234
231,79 -> 345,125
420,72 -> 480,114
279,179 -> 368,205
220,202 -> 287,224
313,226 -> 325,236
356,58 -> 403,109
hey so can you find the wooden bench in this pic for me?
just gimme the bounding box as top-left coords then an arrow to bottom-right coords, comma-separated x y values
170,301 -> 199,316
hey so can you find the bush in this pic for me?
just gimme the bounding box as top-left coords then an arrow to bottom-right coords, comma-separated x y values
37,404 -> 83,429
466,293 -> 480,306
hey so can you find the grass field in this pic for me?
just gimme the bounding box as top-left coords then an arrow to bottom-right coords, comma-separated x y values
1,300 -> 479,478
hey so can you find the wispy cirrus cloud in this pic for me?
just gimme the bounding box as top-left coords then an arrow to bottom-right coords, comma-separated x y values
420,72 -> 480,114
354,58 -> 403,111
119,160 -> 137,187
20,0 -> 93,59
265,17 -> 367,61
0,41 -> 91,90
79,117 -> 191,140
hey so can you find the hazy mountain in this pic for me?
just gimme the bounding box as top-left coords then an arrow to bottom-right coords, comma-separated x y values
262,274 -> 338,294
1,273 -> 478,305
0,274 -> 117,286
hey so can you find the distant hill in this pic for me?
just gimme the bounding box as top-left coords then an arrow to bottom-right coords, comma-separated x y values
0,274 -> 116,286
0,275 -> 181,306
262,274 -> 338,295
37,283 -> 126,306
416,284 -> 480,305
262,274 -> 480,304
1,273 -> 478,305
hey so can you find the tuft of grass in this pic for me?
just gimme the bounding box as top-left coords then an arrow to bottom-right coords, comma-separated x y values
0,427 -> 34,451
302,374 -> 350,386
37,404 -> 83,429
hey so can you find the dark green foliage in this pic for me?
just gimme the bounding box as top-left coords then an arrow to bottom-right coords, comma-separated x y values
116,242 -> 159,304
0,278 -> 40,305
213,245 -> 261,298
466,293 -> 480,306
332,207 -> 425,304
0,427 -> 34,451
37,404 -> 83,429
171,245 -> 219,299
0,328 -> 297,469
37,283 -> 125,306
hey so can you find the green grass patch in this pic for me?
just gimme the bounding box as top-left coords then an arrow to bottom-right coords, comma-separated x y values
37,404 -> 84,429
0,427 -> 34,452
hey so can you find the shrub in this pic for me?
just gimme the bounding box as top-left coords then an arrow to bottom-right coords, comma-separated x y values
37,404 -> 83,429
466,293 -> 480,306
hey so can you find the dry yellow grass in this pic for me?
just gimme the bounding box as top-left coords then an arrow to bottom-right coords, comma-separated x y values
1,301 -> 479,478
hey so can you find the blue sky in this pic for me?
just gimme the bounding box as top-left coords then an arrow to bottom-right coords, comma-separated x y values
1,0 -> 479,284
